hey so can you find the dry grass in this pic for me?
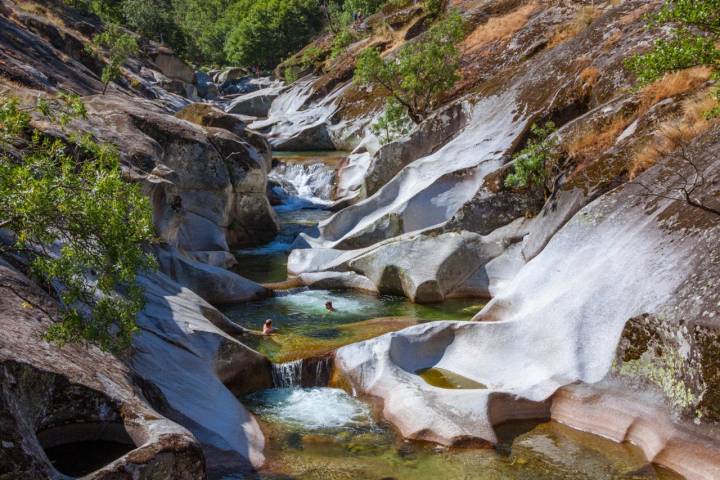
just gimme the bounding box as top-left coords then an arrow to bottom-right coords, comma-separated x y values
580,66 -> 600,88
630,91 -> 719,178
566,114 -> 633,159
547,6 -> 602,48
461,3 -> 538,54
638,66 -> 713,113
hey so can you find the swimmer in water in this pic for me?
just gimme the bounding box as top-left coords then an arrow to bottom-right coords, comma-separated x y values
262,319 -> 275,335
325,301 -> 337,312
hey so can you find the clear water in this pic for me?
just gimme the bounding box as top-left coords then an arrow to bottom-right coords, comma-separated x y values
233,208 -> 331,284
222,289 -> 483,362
235,387 -> 682,480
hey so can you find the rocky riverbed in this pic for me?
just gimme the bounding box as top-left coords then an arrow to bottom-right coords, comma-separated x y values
1,0 -> 720,479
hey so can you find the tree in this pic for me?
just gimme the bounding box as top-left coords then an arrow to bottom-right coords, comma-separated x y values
354,11 -> 465,123
92,24 -> 140,94
122,0 -> 185,49
371,97 -> 413,144
224,0 -> 323,70
504,122 -> 557,190
0,95 -> 156,353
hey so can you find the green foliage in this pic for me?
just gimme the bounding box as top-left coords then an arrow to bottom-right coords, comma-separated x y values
224,0 -> 323,70
64,0 -> 123,23
626,0 -> 720,85
625,33 -> 719,86
424,0 -> 445,16
92,24 -> 139,94
331,29 -> 355,58
301,46 -> 325,68
344,0 -> 386,16
371,97 -> 414,144
504,122 -> 557,189
354,11 -> 465,123
285,68 -> 299,84
0,95 -> 156,353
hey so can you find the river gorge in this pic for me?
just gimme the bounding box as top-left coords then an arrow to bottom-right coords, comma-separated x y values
1,0 -> 719,479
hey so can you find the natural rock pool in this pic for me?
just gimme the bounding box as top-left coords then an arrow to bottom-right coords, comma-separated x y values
233,387 -> 681,480
226,153 -> 684,480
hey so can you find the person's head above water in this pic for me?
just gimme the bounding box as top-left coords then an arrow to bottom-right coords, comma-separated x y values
264,319 -> 272,327
325,301 -> 336,311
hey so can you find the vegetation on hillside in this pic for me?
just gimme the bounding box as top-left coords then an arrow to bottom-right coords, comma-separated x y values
355,11 -> 465,128
90,23 -> 139,94
626,0 -> 719,114
0,95 -> 156,353
505,122 -> 557,190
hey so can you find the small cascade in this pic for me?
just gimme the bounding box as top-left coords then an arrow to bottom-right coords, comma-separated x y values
271,356 -> 333,388
272,360 -> 303,388
271,162 -> 335,200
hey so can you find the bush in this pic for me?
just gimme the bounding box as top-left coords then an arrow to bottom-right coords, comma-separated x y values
371,97 -> 414,144
0,95 -> 156,353
504,122 -> 557,189
331,29 -> 355,58
91,24 -> 139,94
424,0 -> 445,16
626,0 -> 720,85
354,10 -> 465,123
625,33 -> 719,86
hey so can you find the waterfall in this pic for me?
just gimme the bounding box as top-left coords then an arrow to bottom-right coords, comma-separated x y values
269,162 -> 335,207
271,356 -> 333,388
272,360 -> 304,388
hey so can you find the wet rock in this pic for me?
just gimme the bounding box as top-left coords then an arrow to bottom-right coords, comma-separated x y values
74,95 -> 279,252
269,121 -> 334,151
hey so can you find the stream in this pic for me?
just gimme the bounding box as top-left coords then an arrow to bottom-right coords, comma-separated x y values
222,152 -> 682,480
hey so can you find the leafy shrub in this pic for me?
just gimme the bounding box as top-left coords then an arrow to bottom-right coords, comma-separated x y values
424,0 -> 445,16
505,122 -> 557,189
91,24 -> 139,94
331,29 -> 355,58
0,95 -> 156,353
371,97 -> 414,144
625,34 -> 719,86
354,11 -> 465,123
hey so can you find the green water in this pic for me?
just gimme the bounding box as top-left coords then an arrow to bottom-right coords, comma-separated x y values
235,387 -> 682,480
417,367 -> 488,389
233,209 -> 332,284
222,289 -> 484,362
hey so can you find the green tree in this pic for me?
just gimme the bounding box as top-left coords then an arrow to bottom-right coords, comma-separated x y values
371,97 -> 413,144
92,24 -> 140,94
354,11 -> 465,123
224,0 -> 323,70
122,0 -> 186,49
504,122 -> 557,190
0,95 -> 156,353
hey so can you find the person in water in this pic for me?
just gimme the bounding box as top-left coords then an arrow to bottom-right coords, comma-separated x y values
262,319 -> 275,335
325,301 -> 337,312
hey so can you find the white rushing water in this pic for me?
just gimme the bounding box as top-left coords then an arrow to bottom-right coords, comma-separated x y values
269,161 -> 335,211
245,388 -> 374,431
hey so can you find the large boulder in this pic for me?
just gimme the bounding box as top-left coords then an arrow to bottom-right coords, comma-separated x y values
131,272 -> 273,477
72,95 -> 279,253
148,47 -> 195,84
155,246 -> 269,305
336,127 -> 720,475
226,89 -> 279,117
0,261 -> 206,479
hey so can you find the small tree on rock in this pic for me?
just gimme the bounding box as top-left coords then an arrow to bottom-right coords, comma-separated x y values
354,11 -> 465,124
92,24 -> 139,94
